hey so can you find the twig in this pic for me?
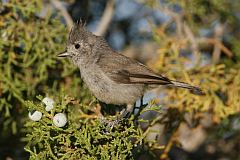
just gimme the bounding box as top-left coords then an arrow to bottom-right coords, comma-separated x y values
50,0 -> 73,31
94,0 -> 115,36
160,122 -> 181,160
197,37 -> 233,58
156,3 -> 233,61
157,3 -> 184,38
183,22 -> 201,66
183,23 -> 199,53
212,23 -> 225,63
78,114 -> 99,119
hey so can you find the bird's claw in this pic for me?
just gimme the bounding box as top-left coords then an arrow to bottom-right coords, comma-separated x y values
100,116 -> 122,133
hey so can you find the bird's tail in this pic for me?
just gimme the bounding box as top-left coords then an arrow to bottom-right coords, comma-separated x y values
170,80 -> 204,95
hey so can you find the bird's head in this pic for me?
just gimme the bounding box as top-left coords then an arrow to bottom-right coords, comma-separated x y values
58,21 -> 100,66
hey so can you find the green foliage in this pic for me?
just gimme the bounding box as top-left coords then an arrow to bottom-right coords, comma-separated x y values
144,0 -> 240,121
0,1 -> 159,159
23,95 -> 144,160
1,0 -> 240,159
168,0 -> 240,25
0,0 -> 92,135
151,49 -> 240,120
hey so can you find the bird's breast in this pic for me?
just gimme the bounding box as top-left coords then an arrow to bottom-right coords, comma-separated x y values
80,66 -> 144,105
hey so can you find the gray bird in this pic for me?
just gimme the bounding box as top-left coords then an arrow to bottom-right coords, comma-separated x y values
58,22 -> 203,118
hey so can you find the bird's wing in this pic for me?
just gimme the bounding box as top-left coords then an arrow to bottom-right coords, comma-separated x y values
96,52 -> 173,85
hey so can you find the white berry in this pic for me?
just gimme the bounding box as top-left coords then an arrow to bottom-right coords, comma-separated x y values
42,97 -> 55,111
28,110 -> 42,121
53,113 -> 67,127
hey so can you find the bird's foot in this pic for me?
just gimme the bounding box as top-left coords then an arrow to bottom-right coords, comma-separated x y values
99,104 -> 134,133
100,116 -> 122,133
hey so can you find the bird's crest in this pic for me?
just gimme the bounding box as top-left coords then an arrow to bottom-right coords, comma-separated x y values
68,19 -> 88,44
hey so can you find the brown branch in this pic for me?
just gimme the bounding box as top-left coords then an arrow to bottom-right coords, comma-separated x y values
155,3 -> 233,62
94,0 -> 115,36
212,24 -> 225,63
50,0 -> 73,31
78,114 -> 99,119
183,22 -> 202,66
157,3 -> 184,38
183,22 -> 198,53
197,37 -> 233,58
160,122 -> 181,160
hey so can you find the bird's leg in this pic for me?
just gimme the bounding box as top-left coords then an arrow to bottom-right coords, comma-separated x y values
132,96 -> 144,115
101,104 -> 134,132
119,104 -> 134,119
134,98 -> 148,121
140,97 -> 143,106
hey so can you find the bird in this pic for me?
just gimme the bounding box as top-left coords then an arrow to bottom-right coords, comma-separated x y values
58,21 -> 203,120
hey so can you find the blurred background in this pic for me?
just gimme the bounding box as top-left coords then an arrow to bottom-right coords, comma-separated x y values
1,0 -> 240,159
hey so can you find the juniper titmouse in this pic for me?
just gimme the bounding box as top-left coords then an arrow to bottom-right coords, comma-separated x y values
58,22 -> 203,118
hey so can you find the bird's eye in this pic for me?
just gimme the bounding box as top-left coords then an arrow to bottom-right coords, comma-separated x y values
74,44 -> 80,49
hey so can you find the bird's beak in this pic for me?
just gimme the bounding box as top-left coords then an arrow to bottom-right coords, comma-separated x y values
57,50 -> 70,57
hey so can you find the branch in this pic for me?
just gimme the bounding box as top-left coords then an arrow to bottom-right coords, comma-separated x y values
212,23 -> 225,63
197,37 -> 233,58
182,22 -> 202,66
94,0 -> 115,36
157,3 -> 184,38
50,0 -> 73,31
183,22 -> 198,53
